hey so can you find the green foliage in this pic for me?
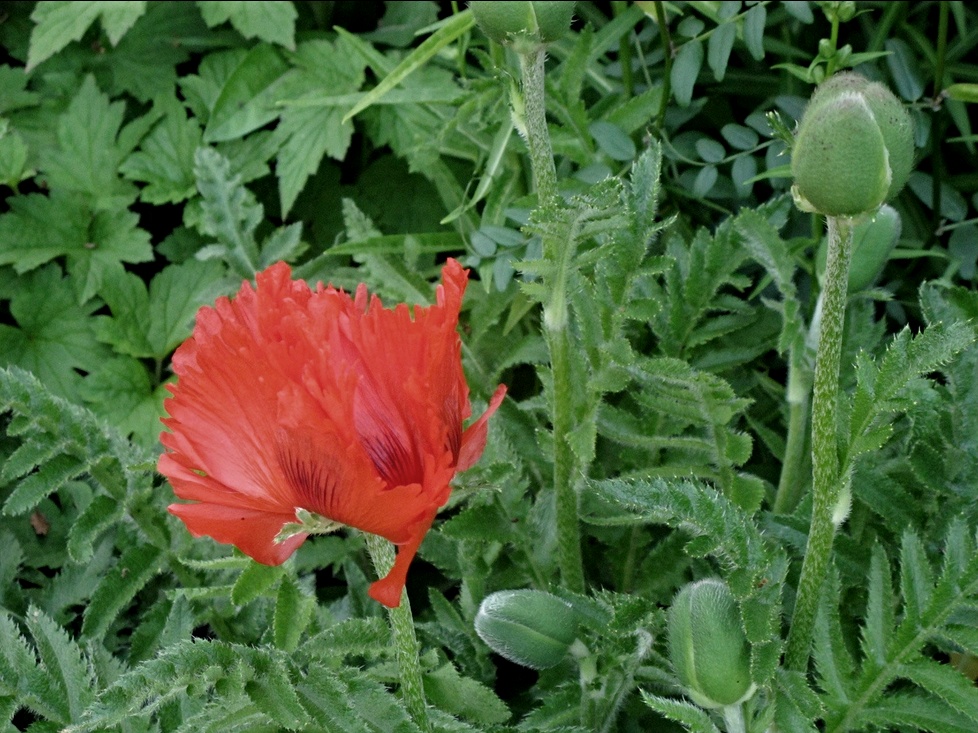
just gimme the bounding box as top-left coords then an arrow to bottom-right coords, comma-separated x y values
2,2 -> 978,732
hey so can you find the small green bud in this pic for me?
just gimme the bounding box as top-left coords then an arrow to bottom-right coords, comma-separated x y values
475,589 -> 579,669
667,579 -> 756,709
469,1 -> 575,51
792,73 -> 914,217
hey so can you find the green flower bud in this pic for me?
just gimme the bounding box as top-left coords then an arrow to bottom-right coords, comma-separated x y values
792,73 -> 914,217
667,579 -> 755,709
475,589 -> 579,669
469,1 -> 575,51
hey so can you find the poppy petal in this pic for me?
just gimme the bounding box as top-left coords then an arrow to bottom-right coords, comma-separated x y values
367,512 -> 436,608
458,384 -> 507,472
168,502 -> 306,565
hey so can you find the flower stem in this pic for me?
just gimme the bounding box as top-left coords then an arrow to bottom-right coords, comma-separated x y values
517,48 -> 558,208
364,533 -> 431,732
722,703 -> 746,733
785,216 -> 854,671
516,45 -> 585,593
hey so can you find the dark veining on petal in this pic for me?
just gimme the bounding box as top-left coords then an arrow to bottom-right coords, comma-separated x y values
362,420 -> 421,489
277,443 -> 339,519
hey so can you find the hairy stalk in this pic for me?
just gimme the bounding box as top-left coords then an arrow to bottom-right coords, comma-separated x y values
517,49 -> 558,208
785,216 -> 854,671
517,46 -> 585,592
364,534 -> 431,733
722,703 -> 746,733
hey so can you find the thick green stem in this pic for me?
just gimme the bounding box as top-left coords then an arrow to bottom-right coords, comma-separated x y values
547,325 -> 586,592
722,703 -> 746,733
516,44 -> 585,593
517,48 -> 558,208
364,534 -> 431,733
785,216 -> 854,671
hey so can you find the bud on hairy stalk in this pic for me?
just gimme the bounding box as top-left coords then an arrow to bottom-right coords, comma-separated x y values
469,1 -> 575,52
475,589 -> 580,669
667,578 -> 756,710
791,72 -> 914,217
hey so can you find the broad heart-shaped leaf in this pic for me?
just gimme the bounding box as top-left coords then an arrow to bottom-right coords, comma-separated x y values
26,1 -> 147,71
36,75 -> 153,210
196,0 -> 298,49
94,258 -> 228,360
0,264 -> 109,401
119,95 -> 202,204
272,37 -> 366,217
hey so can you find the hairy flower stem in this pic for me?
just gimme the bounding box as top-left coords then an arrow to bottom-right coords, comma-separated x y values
517,49 -> 558,208
517,46 -> 585,593
785,216 -> 854,671
365,534 -> 431,732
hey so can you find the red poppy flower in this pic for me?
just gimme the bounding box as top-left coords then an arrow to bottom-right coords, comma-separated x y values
158,259 -> 505,607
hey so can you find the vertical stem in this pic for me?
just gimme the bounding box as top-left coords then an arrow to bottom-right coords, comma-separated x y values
364,534 -> 431,733
517,45 -> 585,593
773,357 -> 812,514
547,325 -> 586,593
653,1 -> 672,131
517,49 -> 558,208
931,1 -> 949,245
722,703 -> 746,733
785,216 -> 854,671
612,1 -> 634,98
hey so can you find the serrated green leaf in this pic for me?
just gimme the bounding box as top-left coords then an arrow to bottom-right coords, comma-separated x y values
78,357 -> 168,445
120,95 -> 202,204
194,146 -> 261,277
0,610 -> 66,722
94,259 -> 227,360
854,692 -> 977,732
231,561 -> 283,606
861,545 -> 894,669
204,43 -> 290,143
423,662 -> 509,725
2,454 -> 84,517
197,0 -> 297,49
36,75 -> 145,209
23,606 -> 95,721
296,665 -> 418,733
641,692 -> 721,732
0,121 -> 32,189
902,659 -> 978,724
81,544 -> 163,641
27,2 -> 147,71
273,575 -> 313,652
272,38 -> 366,216
67,494 -> 123,563
245,655 -> 309,728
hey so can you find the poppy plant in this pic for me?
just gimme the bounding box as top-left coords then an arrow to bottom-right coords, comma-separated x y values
159,259 -> 506,607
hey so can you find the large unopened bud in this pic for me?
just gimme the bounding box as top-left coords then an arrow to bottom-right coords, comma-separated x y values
667,578 -> 756,709
792,73 -> 914,217
475,589 -> 579,669
469,2 -> 575,52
